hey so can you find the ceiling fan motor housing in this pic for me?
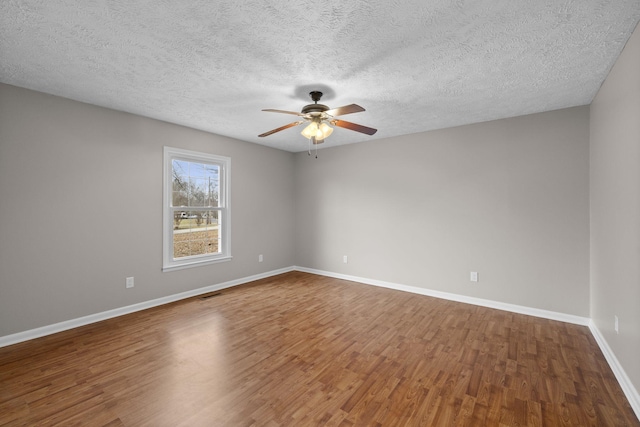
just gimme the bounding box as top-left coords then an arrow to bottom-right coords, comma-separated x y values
302,91 -> 329,116
301,103 -> 329,115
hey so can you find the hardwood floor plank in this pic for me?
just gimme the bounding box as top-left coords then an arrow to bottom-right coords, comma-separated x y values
0,272 -> 637,426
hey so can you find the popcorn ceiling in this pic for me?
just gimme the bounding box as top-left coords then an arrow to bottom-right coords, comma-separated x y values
1,0 -> 639,152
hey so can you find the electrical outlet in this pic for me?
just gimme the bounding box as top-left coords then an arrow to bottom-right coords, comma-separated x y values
126,277 -> 134,289
259,254 -> 263,262
343,255 -> 348,263
615,315 -> 619,334
470,272 -> 478,282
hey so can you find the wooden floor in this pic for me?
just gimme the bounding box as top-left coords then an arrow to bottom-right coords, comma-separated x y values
0,272 -> 638,426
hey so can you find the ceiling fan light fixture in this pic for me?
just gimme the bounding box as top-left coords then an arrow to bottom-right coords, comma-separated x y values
301,122 -> 318,139
319,122 -> 333,139
302,121 -> 333,141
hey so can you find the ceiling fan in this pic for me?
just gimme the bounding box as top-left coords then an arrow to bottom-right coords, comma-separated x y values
258,91 -> 377,145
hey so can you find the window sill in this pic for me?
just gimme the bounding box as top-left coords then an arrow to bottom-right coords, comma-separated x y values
162,255 -> 232,272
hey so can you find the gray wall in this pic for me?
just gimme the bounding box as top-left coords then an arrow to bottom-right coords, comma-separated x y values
294,107 -> 590,316
590,23 -> 640,391
0,83 -> 295,336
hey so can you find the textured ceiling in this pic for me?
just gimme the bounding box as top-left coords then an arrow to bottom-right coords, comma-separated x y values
2,1 -> 639,152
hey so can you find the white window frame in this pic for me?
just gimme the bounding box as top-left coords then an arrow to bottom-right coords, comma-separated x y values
163,146 -> 231,271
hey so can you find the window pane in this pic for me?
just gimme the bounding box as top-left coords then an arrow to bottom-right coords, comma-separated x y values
172,160 -> 189,206
189,162 -> 206,178
204,165 -> 220,207
172,191 -> 188,207
189,178 -> 207,206
172,159 -> 189,177
172,210 -> 220,259
204,164 -> 219,179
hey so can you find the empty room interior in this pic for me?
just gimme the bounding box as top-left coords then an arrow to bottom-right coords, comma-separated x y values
1,1 -> 640,425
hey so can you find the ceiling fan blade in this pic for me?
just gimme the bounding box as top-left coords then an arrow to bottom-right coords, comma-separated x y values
258,121 -> 304,137
262,109 -> 303,116
332,119 -> 377,135
325,104 -> 365,117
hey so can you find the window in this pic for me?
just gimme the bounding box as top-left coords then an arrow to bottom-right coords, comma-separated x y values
163,147 -> 231,271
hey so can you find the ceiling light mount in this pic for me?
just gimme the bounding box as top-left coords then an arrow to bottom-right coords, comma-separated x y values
309,91 -> 323,103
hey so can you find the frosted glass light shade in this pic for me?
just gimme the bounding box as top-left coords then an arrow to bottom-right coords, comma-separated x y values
301,122 -> 318,139
318,122 -> 333,139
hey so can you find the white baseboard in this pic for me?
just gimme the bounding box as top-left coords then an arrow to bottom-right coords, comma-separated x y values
0,266 -> 294,348
295,266 -> 590,326
589,320 -> 640,420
